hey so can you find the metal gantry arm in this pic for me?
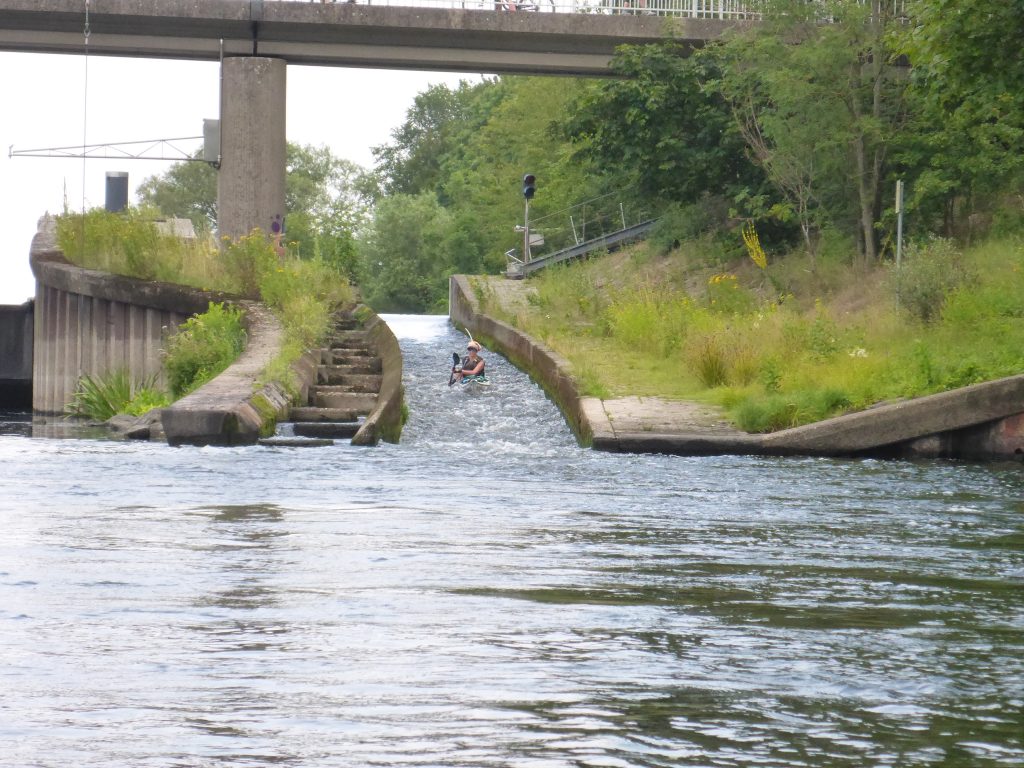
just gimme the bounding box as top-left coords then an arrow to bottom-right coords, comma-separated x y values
9,137 -> 206,162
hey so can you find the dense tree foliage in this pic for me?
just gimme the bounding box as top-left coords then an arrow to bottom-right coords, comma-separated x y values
895,0 -> 1024,235
565,44 -> 761,207
708,0 -> 911,263
359,76 -> 607,309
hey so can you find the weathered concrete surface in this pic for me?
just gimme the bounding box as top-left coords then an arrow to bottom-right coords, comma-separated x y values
29,215 -> 232,415
352,308 -> 405,446
0,0 -> 741,75
761,376 -> 1024,459
451,275 -> 1024,461
0,300 -> 33,409
217,57 -> 287,244
594,396 -> 761,455
162,302 -> 290,447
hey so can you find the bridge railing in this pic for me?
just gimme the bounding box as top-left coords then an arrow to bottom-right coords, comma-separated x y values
291,0 -> 758,19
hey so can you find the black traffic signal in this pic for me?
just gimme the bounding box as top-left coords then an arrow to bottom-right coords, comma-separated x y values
522,173 -> 536,200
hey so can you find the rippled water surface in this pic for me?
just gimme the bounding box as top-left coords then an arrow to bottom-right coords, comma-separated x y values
2,314 -> 1022,767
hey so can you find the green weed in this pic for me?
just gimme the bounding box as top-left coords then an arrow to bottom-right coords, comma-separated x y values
163,302 -> 247,398
65,369 -> 169,421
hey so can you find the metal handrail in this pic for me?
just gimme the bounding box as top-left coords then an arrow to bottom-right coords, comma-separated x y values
294,0 -> 759,20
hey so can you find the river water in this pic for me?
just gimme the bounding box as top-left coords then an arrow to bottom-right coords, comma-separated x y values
1,314 -> 1022,768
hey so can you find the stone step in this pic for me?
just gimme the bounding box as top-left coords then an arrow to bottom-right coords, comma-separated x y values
259,436 -> 335,448
292,421 -> 361,439
330,331 -> 369,349
316,372 -> 382,391
289,406 -> 363,422
327,350 -> 379,367
312,390 -> 378,412
317,362 -> 382,382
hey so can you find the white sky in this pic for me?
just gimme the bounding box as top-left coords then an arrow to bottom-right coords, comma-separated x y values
0,51 -> 477,305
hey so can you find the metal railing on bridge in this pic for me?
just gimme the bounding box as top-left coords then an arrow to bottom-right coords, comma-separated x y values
294,0 -> 758,20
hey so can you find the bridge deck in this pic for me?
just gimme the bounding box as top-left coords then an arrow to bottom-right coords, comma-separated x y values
0,0 -> 742,75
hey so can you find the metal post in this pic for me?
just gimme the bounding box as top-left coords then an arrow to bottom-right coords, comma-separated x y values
895,179 -> 904,268
570,215 -> 579,245
620,201 -> 626,230
524,197 -> 531,263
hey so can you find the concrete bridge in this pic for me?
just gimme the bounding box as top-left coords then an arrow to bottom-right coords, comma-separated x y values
0,0 -> 741,75
0,0 -> 744,243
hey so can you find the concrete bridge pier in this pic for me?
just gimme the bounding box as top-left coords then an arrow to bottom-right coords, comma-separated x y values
217,57 -> 287,245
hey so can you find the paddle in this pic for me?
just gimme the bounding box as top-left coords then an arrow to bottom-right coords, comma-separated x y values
448,351 -> 462,386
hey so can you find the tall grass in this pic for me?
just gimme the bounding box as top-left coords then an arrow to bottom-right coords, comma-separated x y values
486,231 -> 1024,432
65,369 -> 170,421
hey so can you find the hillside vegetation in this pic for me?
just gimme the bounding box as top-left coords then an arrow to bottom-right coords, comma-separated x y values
477,232 -> 1024,431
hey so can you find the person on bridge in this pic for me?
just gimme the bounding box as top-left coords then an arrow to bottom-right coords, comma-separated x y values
455,340 -> 486,384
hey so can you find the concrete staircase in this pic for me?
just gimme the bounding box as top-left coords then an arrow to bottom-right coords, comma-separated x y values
262,313 -> 382,447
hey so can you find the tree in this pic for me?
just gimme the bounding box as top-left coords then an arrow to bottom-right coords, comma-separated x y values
366,75 -> 602,286
371,80 -> 496,198
136,151 -> 217,233
359,192 -> 455,313
895,0 -> 1024,235
282,144 -> 370,278
565,43 -> 759,207
711,0 -> 911,263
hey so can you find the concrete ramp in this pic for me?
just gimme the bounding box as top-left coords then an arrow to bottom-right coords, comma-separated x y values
761,374 -> 1024,458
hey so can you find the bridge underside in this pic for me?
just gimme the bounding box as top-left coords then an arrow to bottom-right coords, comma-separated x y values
0,0 -> 736,75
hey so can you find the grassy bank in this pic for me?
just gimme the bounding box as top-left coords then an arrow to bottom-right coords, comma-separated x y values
477,234 -> 1024,432
57,209 -> 354,417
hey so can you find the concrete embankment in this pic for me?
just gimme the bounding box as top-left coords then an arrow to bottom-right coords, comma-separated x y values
28,214 -> 401,446
29,215 -> 233,417
449,275 -> 1024,461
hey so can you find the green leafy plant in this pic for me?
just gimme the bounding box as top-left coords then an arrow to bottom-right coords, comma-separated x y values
163,302 -> 247,398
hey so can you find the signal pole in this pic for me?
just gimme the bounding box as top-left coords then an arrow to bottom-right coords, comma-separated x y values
523,173 -> 536,263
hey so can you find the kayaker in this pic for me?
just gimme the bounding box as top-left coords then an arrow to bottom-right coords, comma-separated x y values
455,340 -> 486,384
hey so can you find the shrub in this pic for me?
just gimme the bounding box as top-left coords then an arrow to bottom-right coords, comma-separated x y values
889,237 -> 975,323
649,196 -> 732,255
163,302 -> 247,398
687,334 -> 729,388
123,387 -> 171,417
219,231 -> 279,297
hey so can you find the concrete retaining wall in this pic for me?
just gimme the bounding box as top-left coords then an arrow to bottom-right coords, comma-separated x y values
29,216 -> 234,415
352,306 -> 405,446
0,300 -> 33,409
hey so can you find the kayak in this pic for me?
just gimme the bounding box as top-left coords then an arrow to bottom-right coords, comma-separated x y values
448,351 -> 491,388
